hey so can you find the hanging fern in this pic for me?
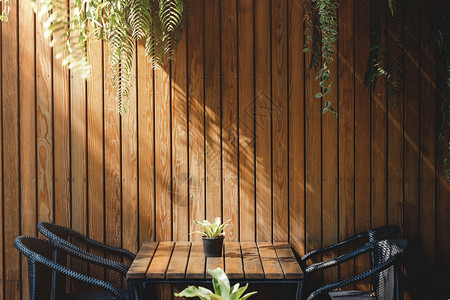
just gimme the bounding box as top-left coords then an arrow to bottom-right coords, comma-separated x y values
31,0 -> 186,114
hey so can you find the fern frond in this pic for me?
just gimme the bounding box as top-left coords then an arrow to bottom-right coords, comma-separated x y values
159,0 -> 185,60
129,0 -> 152,40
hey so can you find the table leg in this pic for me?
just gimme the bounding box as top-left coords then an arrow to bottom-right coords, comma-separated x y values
295,281 -> 303,300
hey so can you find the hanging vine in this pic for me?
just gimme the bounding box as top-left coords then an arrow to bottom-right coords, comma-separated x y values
303,0 -> 339,116
0,0 -> 10,22
1,0 -> 185,114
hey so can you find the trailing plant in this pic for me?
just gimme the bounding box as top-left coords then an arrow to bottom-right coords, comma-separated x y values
174,268 -> 257,300
30,0 -> 185,113
191,217 -> 230,239
303,0 -> 339,117
0,0 -> 9,22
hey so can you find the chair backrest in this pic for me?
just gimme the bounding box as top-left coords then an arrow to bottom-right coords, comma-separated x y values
371,239 -> 408,300
15,236 -> 67,300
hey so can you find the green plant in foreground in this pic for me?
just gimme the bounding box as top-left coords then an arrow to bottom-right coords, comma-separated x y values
191,217 -> 230,239
175,268 -> 257,300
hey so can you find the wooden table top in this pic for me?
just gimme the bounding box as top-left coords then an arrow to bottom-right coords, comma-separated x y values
126,241 -> 304,281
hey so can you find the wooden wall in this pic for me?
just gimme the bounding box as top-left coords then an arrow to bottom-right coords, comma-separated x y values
0,0 -> 448,299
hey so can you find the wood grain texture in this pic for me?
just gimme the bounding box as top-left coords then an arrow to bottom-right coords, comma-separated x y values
271,0 -> 289,242
274,242 -> 304,279
338,0 -> 355,282
371,0 -> 388,229
288,0 -> 305,257
137,43 -> 155,244
403,4 -> 421,297
146,241 -> 174,278
172,31 -> 189,242
53,0 -> 71,229
255,0 -> 272,243
419,0 -> 436,278
19,0 -> 36,297
187,0 -> 205,241
238,0 -> 255,242
2,1 -> 20,297
0,1 -> 445,298
166,242 -> 191,279
104,45 -> 123,286
224,242 -> 243,279
127,242 -> 158,279
258,242 -> 283,279
122,57 -> 139,253
354,0 -> 371,289
241,242 -> 264,279
87,37 -> 104,279
155,57 -> 172,241
221,0 -> 239,242
304,41 -> 321,268
0,13 -> 3,299
36,0 -> 54,225
387,7 -> 404,237
186,242 -> 206,279
204,0 -> 222,222
206,256 -> 224,279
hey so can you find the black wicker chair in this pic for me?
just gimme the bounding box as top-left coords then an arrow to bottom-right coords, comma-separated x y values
38,222 -> 135,276
304,238 -> 408,300
15,236 -> 129,300
300,225 -> 399,272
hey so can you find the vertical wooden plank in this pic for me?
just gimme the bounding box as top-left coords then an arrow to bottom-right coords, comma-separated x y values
2,0 -> 20,297
137,44 -> 155,244
204,0 -> 222,222
288,0 -> 305,256
36,0 -> 54,225
221,0 -> 239,241
155,58 -> 172,241
69,0 -> 88,283
122,56 -> 138,252
53,0 -> 71,228
321,32 -> 339,285
187,0 -> 205,241
387,3 -> 404,238
172,32 -> 188,241
338,0 -> 355,281
371,0 -> 388,229
403,3 -> 421,298
0,9 -> 3,298
305,18 -> 321,270
238,0 -> 255,242
104,45 -> 123,286
271,0 -> 288,242
354,0 -> 371,289
87,36 -> 104,278
419,0 -> 436,279
19,0 -> 36,298
255,0 -> 272,242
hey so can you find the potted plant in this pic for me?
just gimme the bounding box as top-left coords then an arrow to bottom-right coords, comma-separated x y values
191,217 -> 230,257
174,267 -> 257,300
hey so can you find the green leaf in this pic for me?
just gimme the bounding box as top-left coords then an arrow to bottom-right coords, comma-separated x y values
174,285 -> 213,300
315,92 -> 322,98
209,268 -> 231,296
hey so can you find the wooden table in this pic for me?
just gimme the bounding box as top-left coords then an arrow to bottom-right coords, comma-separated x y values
126,241 -> 304,299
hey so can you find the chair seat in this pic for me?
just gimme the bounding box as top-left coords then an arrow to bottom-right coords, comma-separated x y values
68,290 -> 129,300
329,290 -> 374,299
